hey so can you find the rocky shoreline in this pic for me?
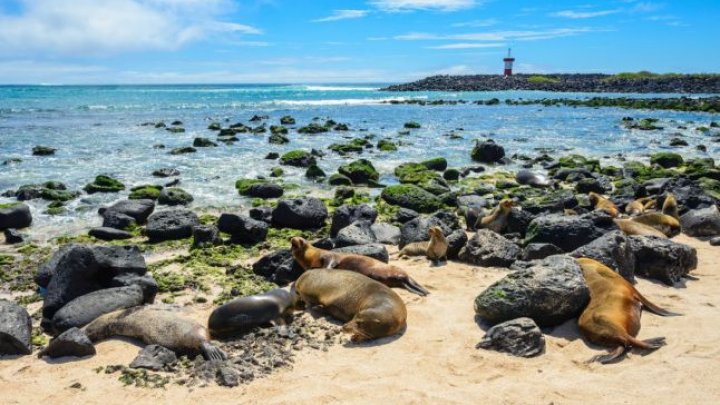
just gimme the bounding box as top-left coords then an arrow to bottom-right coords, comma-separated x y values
383,73 -> 720,93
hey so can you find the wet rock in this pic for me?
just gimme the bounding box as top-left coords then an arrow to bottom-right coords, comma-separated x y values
0,203 -> 32,230
330,204 -> 377,237
252,249 -> 304,285
333,244 -> 389,263
522,243 -> 563,261
41,327 -> 95,358
628,236 -> 698,285
504,208 -> 536,237
658,177 -> 716,211
193,137 -> 217,148
0,300 -> 32,355
575,178 -> 606,194
51,285 -> 145,334
4,229 -> 24,244
271,198 -> 328,230
89,227 -> 133,241
102,210 -> 136,230
146,209 -> 200,242
130,345 -> 177,371
570,231 -> 635,282
247,183 -> 284,199
459,229 -> 521,268
474,255 -> 589,326
446,228 -> 469,260
101,199 -> 155,224
710,236 -> 720,246
218,214 -> 268,245
680,206 -> 720,237
524,213 -> 616,252
84,175 -> 125,193
158,188 -> 194,206
152,168 -> 180,178
393,208 -> 419,224
370,222 -> 401,245
381,184 -> 443,214
32,145 -> 56,156
192,225 -> 221,249
335,221 -> 377,248
249,206 -> 273,224
471,139 -> 505,163
522,189 -> 577,215
475,317 -> 545,358
399,210 -> 461,248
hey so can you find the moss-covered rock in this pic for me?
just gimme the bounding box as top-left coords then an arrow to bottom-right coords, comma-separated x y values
193,137 -> 217,148
443,168 -> 460,181
268,133 -> 289,144
235,179 -> 268,195
377,139 -> 398,151
158,188 -> 194,206
208,122 -> 221,131
556,154 -> 601,172
280,116 -> 296,125
394,162 -> 450,194
422,157 -> 448,171
280,150 -> 316,167
404,121 -> 421,129
381,184 -> 443,213
270,167 -> 284,178
305,165 -> 326,180
129,185 -> 163,200
84,175 -> 126,193
328,174 -> 352,186
298,123 -> 329,134
650,152 -> 684,168
169,147 -> 197,155
328,138 -> 369,155
338,159 -> 379,184
270,125 -> 288,135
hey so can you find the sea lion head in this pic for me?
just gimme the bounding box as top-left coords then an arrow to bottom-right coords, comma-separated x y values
500,199 -> 514,211
290,237 -> 308,256
427,226 -> 443,238
288,282 -> 304,310
588,192 -> 601,206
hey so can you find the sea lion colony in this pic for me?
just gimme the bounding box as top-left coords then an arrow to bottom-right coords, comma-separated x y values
1,177 -> 713,388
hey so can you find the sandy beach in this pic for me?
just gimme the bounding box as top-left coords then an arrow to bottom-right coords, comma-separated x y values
1,234 -> 718,405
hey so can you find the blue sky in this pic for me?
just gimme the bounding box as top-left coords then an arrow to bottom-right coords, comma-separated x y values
0,0 -> 717,84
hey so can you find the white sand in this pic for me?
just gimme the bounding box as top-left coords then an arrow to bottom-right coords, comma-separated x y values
1,235 -> 719,404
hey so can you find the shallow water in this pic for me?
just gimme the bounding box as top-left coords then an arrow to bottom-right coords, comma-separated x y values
0,84 -> 717,240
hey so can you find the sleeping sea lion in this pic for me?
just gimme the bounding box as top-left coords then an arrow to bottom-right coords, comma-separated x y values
292,269 -> 407,342
515,170 -> 552,188
662,193 -> 679,220
614,219 -> 667,238
208,288 -> 295,338
632,212 -> 681,237
83,305 -> 225,360
290,237 -> 429,296
589,192 -> 619,218
476,199 -> 513,233
577,258 -> 679,364
398,226 -> 449,264
625,197 -> 655,216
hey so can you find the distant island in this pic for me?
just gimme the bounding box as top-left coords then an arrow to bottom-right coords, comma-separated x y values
383,72 -> 720,93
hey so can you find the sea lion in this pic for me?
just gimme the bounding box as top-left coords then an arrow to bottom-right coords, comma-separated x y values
577,257 -> 679,364
292,269 -> 407,342
632,213 -> 681,237
625,197 -> 655,216
290,237 -> 429,296
398,226 -> 448,264
662,193 -> 679,220
208,288 -> 295,338
83,305 -> 225,360
589,192 -> 619,218
515,170 -> 552,188
614,219 -> 667,238
476,199 -> 513,233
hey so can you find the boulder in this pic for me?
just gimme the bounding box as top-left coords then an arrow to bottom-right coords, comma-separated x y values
471,139 -> 505,163
570,231 -> 635,282
393,208 -> 419,224
370,222 -> 401,245
504,208 -> 536,237
475,317 -> 545,358
522,243 -> 563,261
399,210 -> 461,248
381,184 -> 443,214
130,345 -> 177,371
0,203 -> 32,230
101,199 -> 155,224
4,229 -> 24,244
333,244 -> 389,263
252,249 -> 304,285
474,255 -> 589,326
217,214 -> 268,245
192,225 -> 221,249
628,236 -> 698,285
39,327 -> 96,358
524,213 -> 616,252
102,211 -> 136,230
0,300 -> 32,355
330,204 -> 377,237
271,198 -> 328,230
446,228 -> 469,260
146,209 -> 200,242
51,285 -> 145,334
680,206 -> 720,237
158,188 -> 194,206
458,230 -> 521,268
247,183 -> 284,199
335,221 -> 377,248
89,227 -> 133,241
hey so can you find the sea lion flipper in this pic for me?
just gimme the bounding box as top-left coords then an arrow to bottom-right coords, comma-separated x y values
636,292 -> 682,317
402,277 -> 429,296
590,346 -> 627,364
201,342 -> 227,361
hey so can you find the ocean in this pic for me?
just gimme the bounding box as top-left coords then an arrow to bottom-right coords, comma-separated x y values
0,84 -> 716,239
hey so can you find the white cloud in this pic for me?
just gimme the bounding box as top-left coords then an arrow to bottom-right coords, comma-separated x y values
0,0 -> 260,57
370,0 -> 478,12
396,28 -> 600,42
313,9 -> 369,23
428,43 -> 505,49
452,18 -> 498,28
552,9 -> 621,19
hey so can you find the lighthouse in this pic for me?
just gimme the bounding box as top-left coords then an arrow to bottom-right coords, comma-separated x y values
503,48 -> 515,77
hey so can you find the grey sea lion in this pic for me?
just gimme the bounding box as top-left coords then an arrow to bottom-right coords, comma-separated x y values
515,170 -> 551,188
208,288 -> 295,338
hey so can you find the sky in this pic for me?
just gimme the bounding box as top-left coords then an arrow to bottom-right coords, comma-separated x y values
0,0 -> 717,84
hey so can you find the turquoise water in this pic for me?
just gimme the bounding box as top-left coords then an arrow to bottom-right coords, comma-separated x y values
0,84 -> 717,239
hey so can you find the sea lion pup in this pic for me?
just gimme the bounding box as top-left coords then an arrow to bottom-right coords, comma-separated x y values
83,305 -> 225,360
577,258 -> 680,364
662,193 -> 679,220
631,212 -> 681,237
614,219 -> 667,238
208,288 -> 295,338
292,269 -> 407,342
589,192 -> 619,218
398,226 -> 448,264
290,237 -> 429,296
476,199 -> 513,233
625,197 -> 655,216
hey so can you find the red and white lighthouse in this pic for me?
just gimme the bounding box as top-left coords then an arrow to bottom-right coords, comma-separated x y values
503,48 -> 515,77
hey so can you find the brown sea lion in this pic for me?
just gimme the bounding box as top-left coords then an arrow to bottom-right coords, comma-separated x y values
398,226 -> 448,264
290,237 -> 429,296
292,269 -> 407,342
577,258 -> 679,364
625,197 -> 655,216
589,192 -> 619,218
662,193 -> 679,220
614,219 -> 667,238
632,212 -> 681,237
208,288 -> 295,338
476,199 -> 513,233
83,305 -> 225,360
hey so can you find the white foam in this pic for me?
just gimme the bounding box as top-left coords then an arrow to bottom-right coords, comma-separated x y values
302,85 -> 379,92
267,97 -> 422,106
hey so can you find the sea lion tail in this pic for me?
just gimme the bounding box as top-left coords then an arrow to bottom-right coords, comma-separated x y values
627,336 -> 666,351
201,342 -> 227,361
636,292 -> 682,317
402,277 -> 429,296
